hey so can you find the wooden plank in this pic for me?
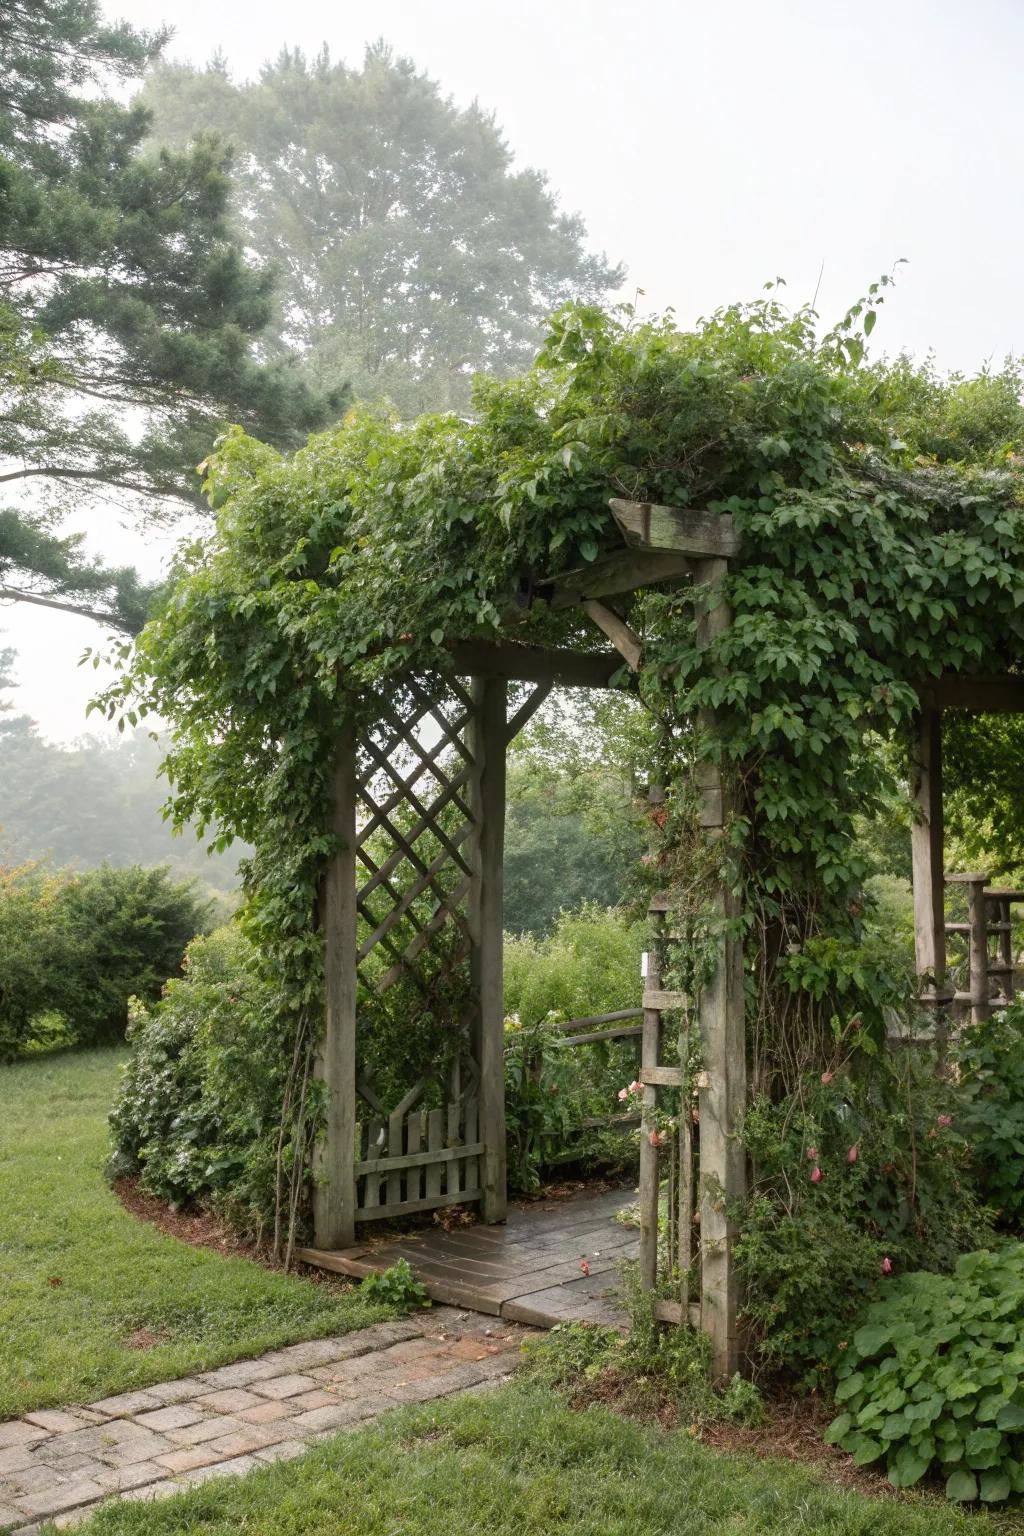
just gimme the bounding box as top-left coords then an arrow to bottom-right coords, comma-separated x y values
917,675 -> 1024,713
554,1009 -> 643,1030
312,734 -> 358,1250
356,1187 -> 484,1222
355,1140 -> 485,1177
609,498 -> 740,558
464,1097 -> 480,1202
468,675 -> 509,1223
446,1100 -> 463,1198
448,640 -> 623,690
405,1110 -> 423,1205
967,876 -> 991,1025
910,709 -> 953,1005
425,1109 -> 444,1201
547,549 -> 693,609
581,599 -> 642,672
643,988 -> 688,1010
558,1024 -> 643,1046
640,1064 -> 683,1087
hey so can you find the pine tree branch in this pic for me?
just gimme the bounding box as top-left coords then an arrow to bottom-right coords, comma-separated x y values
0,585 -> 136,631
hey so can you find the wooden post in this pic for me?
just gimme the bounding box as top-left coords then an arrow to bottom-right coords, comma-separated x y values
638,904 -> 663,1290
946,872 -> 991,1024
313,735 -> 358,1249
910,710 -> 952,1004
468,676 -> 508,1223
693,556 -> 745,1383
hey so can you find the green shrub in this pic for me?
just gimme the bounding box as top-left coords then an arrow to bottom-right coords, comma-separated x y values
0,860 -> 208,1056
954,1004 -> 1024,1225
736,1045 -> 992,1386
828,1245 -> 1024,1502
503,904 -> 644,1025
109,924 -> 287,1233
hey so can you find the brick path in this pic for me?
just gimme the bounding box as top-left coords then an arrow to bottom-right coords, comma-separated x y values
0,1310 -> 534,1534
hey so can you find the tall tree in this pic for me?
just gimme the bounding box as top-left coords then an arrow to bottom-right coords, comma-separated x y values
0,1 -> 343,630
140,43 -> 623,416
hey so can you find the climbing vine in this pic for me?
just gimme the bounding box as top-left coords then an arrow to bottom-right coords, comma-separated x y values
97,287 -> 1024,1244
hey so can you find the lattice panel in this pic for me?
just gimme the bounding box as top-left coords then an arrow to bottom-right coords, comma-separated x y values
355,675 -> 477,998
352,672 -> 484,1221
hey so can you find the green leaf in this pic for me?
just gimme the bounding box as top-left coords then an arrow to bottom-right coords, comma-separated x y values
945,1468 -> 978,1502
579,538 -> 599,563
852,1324 -> 892,1357
824,1413 -> 852,1445
979,1469 -> 1011,1503
996,1402 -> 1024,1431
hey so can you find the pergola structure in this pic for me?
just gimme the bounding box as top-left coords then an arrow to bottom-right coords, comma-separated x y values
302,496 -> 747,1378
301,494 -> 1018,1381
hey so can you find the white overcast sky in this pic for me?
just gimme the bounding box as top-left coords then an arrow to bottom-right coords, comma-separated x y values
5,0 -> 1024,740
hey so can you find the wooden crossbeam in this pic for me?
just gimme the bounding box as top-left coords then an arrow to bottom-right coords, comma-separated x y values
448,639 -> 623,689
917,674 -> 1024,713
609,498 -> 740,558
547,549 -> 693,608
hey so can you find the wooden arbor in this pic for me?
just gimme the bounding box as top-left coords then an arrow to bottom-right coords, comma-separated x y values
309,499 -> 747,1380
911,676 -> 1024,1019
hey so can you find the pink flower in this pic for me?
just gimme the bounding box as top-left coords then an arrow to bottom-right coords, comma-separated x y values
617,1087 -> 629,1102
579,1260 -> 590,1277
806,1146 -> 818,1161
927,1128 -> 937,1139
821,1071 -> 834,1085
881,1256 -> 893,1275
936,1114 -> 953,1128
847,1145 -> 859,1164
810,1165 -> 822,1184
629,1081 -> 641,1096
648,1130 -> 661,1148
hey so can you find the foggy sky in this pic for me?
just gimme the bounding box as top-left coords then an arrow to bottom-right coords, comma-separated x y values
5,0 -> 1023,740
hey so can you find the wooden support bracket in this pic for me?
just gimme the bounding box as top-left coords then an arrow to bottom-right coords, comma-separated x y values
581,599 -> 642,671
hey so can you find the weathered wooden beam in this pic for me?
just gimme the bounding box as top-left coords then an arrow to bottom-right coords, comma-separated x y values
448,640 -> 623,690
917,675 -> 1024,712
610,498 -> 740,559
467,676 -> 508,1224
312,735 -> 359,1250
581,599 -> 642,671
547,549 -> 693,609
910,709 -> 953,1005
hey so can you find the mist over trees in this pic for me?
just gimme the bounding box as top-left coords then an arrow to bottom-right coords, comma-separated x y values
0,0 -> 342,632
139,42 -> 623,416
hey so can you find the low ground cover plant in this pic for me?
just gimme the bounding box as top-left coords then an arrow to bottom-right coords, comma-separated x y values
828,1244 -> 1024,1503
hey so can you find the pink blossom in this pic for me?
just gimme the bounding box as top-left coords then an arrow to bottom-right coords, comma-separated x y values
617,1087 -> 629,1102
579,1260 -> 590,1277
821,1071 -> 834,1085
810,1165 -> 822,1184
881,1256 -> 893,1275
806,1146 -> 818,1161
847,1145 -> 859,1164
936,1114 -> 953,1128
648,1130 -> 662,1148
629,1080 -> 641,1096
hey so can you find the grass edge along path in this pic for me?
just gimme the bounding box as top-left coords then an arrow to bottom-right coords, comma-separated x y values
58,1382 -> 1024,1536
0,1049 -> 393,1420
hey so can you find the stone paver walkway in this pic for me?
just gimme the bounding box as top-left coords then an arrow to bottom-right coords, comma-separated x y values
0,1309 -> 534,1534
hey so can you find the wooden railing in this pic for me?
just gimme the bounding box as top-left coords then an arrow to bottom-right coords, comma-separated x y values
553,1009 -> 644,1131
945,874 -> 1023,1024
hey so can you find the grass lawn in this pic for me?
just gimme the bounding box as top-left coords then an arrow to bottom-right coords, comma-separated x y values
0,1048 -> 391,1420
67,1383 -> 1024,1536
